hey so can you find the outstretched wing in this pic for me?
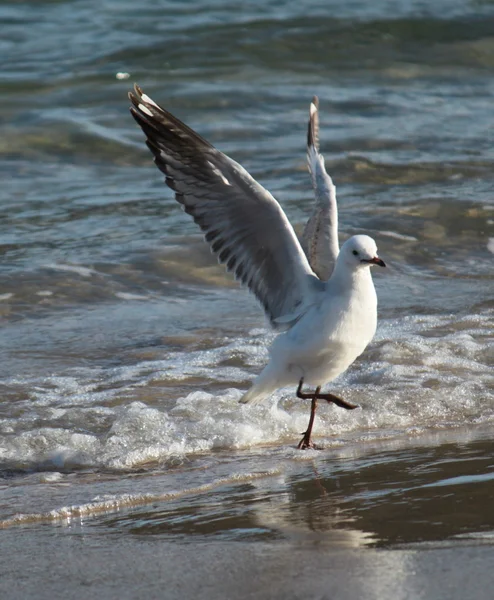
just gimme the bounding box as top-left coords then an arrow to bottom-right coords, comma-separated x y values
301,96 -> 339,281
129,85 -> 321,329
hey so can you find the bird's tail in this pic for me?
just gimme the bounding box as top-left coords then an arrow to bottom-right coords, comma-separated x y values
239,369 -> 279,406
239,386 -> 270,406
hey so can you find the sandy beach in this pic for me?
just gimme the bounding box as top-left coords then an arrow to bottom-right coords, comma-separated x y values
2,427 -> 494,599
2,530 -> 493,600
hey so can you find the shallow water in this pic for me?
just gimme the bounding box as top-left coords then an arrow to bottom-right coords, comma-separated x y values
1,0 -> 493,582
2,426 -> 493,552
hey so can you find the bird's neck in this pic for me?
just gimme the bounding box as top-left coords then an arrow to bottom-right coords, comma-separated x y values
331,261 -> 373,288
327,263 -> 377,322
327,263 -> 376,310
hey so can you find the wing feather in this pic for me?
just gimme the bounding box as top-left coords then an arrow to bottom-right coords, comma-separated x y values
301,96 -> 339,281
129,85 -> 321,328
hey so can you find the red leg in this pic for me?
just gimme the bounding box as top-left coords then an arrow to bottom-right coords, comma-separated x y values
296,378 -> 357,410
295,379 -> 358,449
317,391 -> 358,410
297,386 -> 321,449
296,378 -> 314,400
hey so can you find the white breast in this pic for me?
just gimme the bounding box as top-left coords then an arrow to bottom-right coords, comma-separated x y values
270,269 -> 378,387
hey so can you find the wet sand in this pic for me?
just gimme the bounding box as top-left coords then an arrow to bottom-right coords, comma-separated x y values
2,427 -> 494,600
2,530 -> 493,600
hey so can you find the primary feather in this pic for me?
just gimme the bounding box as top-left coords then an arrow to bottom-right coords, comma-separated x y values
129,85 -> 321,330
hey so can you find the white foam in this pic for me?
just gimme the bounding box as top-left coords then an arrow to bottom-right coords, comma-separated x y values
379,230 -> 418,242
1,311 -> 492,471
39,472 -> 64,483
43,263 -> 96,277
0,470 -> 281,528
115,292 -> 150,300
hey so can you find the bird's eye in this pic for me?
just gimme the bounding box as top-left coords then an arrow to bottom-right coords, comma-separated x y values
352,250 -> 359,256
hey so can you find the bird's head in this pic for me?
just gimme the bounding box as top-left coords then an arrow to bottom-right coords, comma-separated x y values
340,235 -> 386,269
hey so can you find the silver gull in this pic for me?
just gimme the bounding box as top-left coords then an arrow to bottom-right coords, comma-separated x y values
129,86 -> 385,449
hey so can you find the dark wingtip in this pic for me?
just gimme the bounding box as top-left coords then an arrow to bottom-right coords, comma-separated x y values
128,84 -> 141,109
128,84 -> 143,107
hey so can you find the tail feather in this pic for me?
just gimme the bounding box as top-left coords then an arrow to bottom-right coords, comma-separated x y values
239,374 -> 278,406
239,386 -> 271,406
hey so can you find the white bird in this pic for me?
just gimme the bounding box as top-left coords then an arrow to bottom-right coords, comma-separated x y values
129,86 -> 385,449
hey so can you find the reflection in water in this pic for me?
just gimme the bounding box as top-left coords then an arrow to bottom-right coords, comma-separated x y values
4,429 -> 491,552
244,435 -> 494,548
250,464 -> 376,548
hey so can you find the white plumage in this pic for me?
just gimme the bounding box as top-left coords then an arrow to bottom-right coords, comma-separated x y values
241,235 -> 381,405
129,86 -> 385,448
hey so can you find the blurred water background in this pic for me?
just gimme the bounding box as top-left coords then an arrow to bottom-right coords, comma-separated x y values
1,0 -> 494,587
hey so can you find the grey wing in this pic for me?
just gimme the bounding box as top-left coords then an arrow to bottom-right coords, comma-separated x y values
129,85 -> 320,329
301,96 -> 339,281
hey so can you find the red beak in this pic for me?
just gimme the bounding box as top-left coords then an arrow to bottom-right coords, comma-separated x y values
362,257 -> 386,267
